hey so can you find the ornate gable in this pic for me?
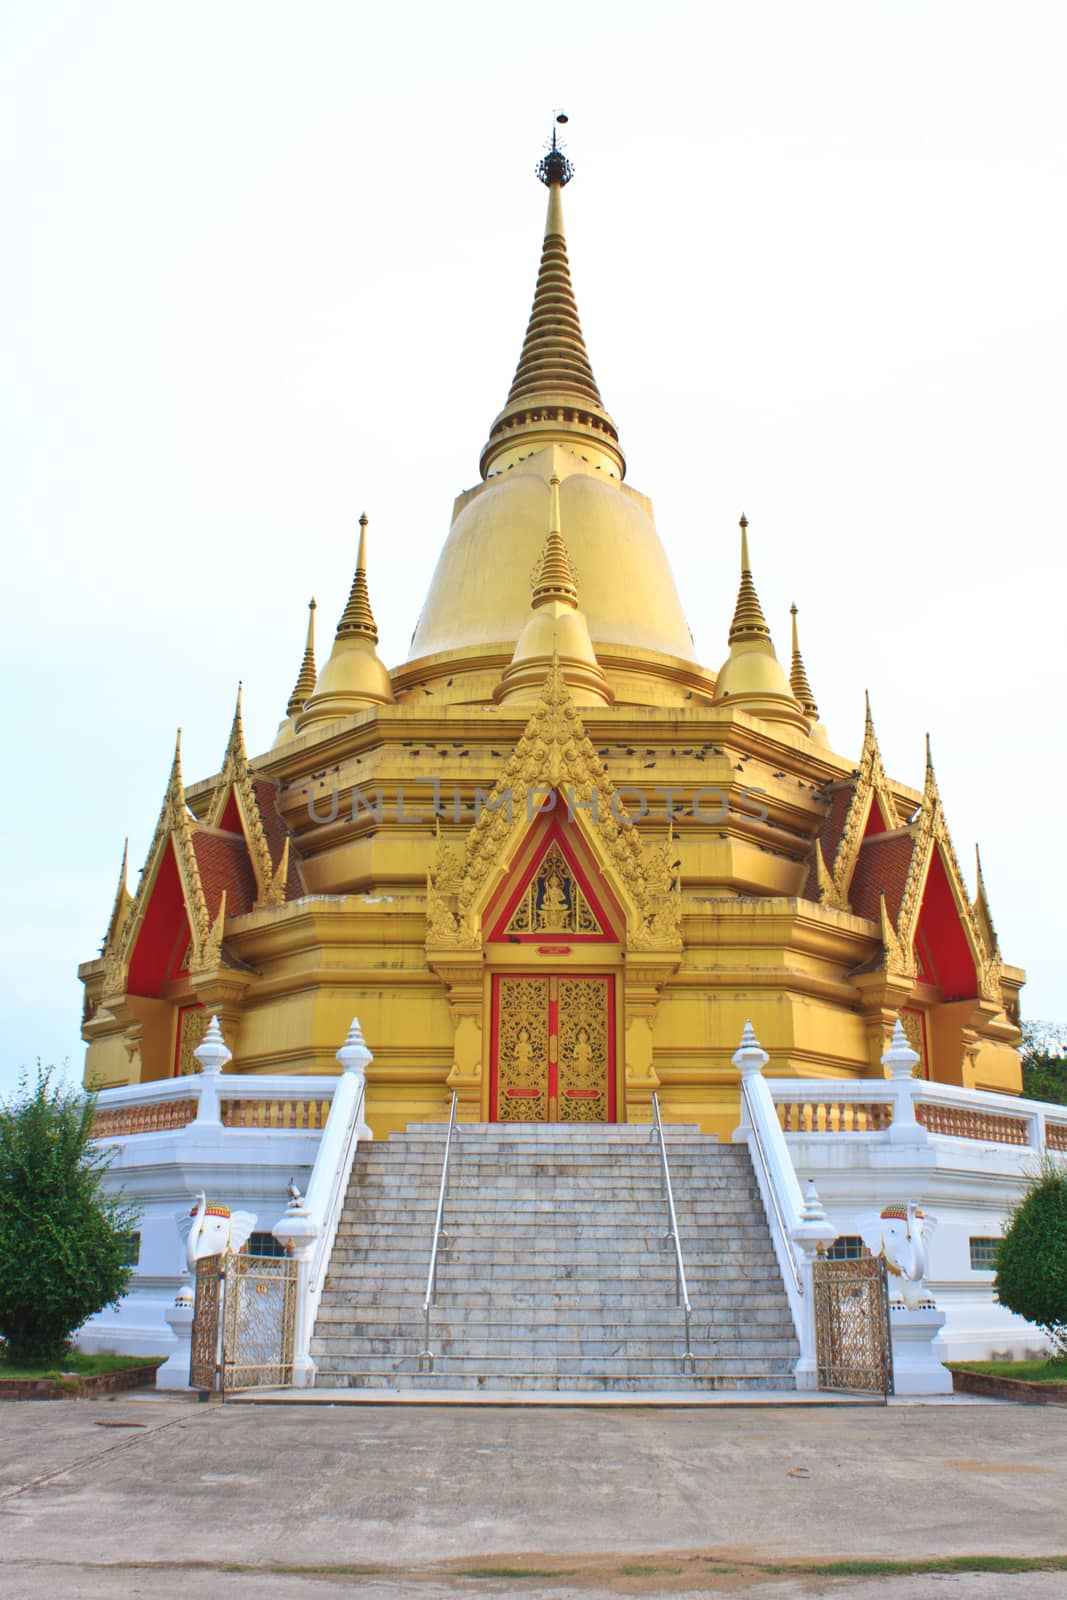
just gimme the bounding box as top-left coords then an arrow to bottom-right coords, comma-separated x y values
426,659 -> 681,953
108,733 -> 213,996
880,743 -> 1002,1003
817,696 -> 901,910
207,688 -> 291,909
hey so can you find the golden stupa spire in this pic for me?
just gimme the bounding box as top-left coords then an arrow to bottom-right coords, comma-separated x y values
728,515 -> 772,645
712,515 -> 807,730
286,599 -> 318,717
336,514 -> 378,644
495,474 -> 611,708
296,512 -> 394,730
789,603 -> 819,719
480,121 -> 624,480
532,477 -> 579,608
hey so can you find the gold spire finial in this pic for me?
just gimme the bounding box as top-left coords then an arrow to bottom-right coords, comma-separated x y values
479,130 -> 624,480
727,515 -> 771,646
532,476 -> 579,609
286,598 -> 318,717
788,603 -> 819,720
336,513 -> 378,644
923,733 -> 939,802
229,681 -> 244,746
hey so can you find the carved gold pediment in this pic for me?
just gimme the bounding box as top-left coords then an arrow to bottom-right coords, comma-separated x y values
425,659 -> 682,954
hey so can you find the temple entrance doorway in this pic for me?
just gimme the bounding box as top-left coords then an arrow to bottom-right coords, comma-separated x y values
489,972 -> 615,1123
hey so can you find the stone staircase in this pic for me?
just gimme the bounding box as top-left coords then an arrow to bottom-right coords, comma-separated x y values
310,1122 -> 799,1391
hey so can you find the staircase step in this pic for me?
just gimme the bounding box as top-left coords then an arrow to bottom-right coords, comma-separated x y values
308,1122 -> 798,1396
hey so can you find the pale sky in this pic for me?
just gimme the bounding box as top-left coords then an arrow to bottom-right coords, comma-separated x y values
1,2 -> 1064,1094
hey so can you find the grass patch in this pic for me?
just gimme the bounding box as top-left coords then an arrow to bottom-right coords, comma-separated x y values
0,1353 -> 161,1381
621,1566 -> 682,1577
950,1359 -> 1067,1384
806,1557 -> 1067,1578
457,1570 -> 571,1581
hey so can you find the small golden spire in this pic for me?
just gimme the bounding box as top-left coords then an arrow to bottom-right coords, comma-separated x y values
336,513 -> 378,644
789,603 -> 819,720
727,514 -> 772,645
286,598 -> 318,717
532,477 -> 579,609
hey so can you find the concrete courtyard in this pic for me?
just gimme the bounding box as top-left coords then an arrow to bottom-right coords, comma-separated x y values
0,1393 -> 1064,1598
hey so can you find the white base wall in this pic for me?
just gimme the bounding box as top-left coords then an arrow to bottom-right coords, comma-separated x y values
783,1128 -> 1052,1363
76,1124 -> 319,1377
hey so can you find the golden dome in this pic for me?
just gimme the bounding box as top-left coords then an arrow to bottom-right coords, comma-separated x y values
408,446 -> 695,665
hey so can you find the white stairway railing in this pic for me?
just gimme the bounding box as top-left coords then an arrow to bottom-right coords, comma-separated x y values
731,1021 -> 837,1389
272,1019 -> 373,1386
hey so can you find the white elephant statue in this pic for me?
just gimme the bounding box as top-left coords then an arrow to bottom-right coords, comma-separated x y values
864,1201 -> 937,1310
177,1192 -> 257,1271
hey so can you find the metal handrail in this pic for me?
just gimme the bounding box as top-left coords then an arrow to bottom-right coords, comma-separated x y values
740,1076 -> 802,1295
418,1091 -> 459,1373
649,1093 -> 696,1374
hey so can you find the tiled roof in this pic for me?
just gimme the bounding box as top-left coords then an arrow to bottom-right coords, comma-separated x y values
191,831 -> 257,920
253,779 -> 304,899
849,831 -> 916,925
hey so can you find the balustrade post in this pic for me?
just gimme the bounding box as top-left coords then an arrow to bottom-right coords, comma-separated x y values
790,1180 -> 837,1389
1028,1105 -> 1047,1153
272,1194 -> 319,1387
883,1020 -> 927,1145
192,1015 -> 230,1126
336,1016 -> 373,1140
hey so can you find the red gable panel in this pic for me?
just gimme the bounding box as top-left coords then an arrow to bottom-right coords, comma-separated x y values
127,842 -> 191,995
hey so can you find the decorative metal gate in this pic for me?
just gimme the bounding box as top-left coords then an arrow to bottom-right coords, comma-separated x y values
190,1252 -> 298,1393
190,1254 -> 223,1390
813,1254 -> 894,1398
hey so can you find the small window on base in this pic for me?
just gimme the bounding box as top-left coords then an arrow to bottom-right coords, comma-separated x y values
826,1235 -> 867,1261
969,1236 -> 999,1271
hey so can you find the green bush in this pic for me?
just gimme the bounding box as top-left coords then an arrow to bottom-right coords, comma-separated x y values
0,1066 -> 138,1363
995,1158 -> 1067,1357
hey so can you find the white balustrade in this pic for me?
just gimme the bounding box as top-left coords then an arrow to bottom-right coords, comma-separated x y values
272,1018 -> 373,1386
731,1021 -> 835,1389
768,1021 -> 1067,1156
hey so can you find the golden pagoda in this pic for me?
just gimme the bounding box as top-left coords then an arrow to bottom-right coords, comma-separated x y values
80,129 -> 1023,1140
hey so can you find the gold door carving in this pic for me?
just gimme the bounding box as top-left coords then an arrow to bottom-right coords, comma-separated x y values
557,976 -> 610,1122
491,973 -> 613,1122
494,976 -> 550,1122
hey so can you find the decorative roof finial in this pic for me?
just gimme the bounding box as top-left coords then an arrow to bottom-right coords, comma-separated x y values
537,112 -> 574,187
286,598 -> 318,717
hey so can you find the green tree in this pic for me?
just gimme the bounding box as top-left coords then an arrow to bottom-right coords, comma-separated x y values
0,1066 -> 138,1363
1018,1021 -> 1067,1107
995,1159 -> 1067,1357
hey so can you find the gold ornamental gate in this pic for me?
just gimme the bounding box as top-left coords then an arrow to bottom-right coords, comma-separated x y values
812,1255 -> 894,1398
190,1252 -> 298,1393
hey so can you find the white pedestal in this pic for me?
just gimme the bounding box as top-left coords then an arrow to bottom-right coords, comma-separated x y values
156,1296 -> 195,1391
890,1306 -> 953,1394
